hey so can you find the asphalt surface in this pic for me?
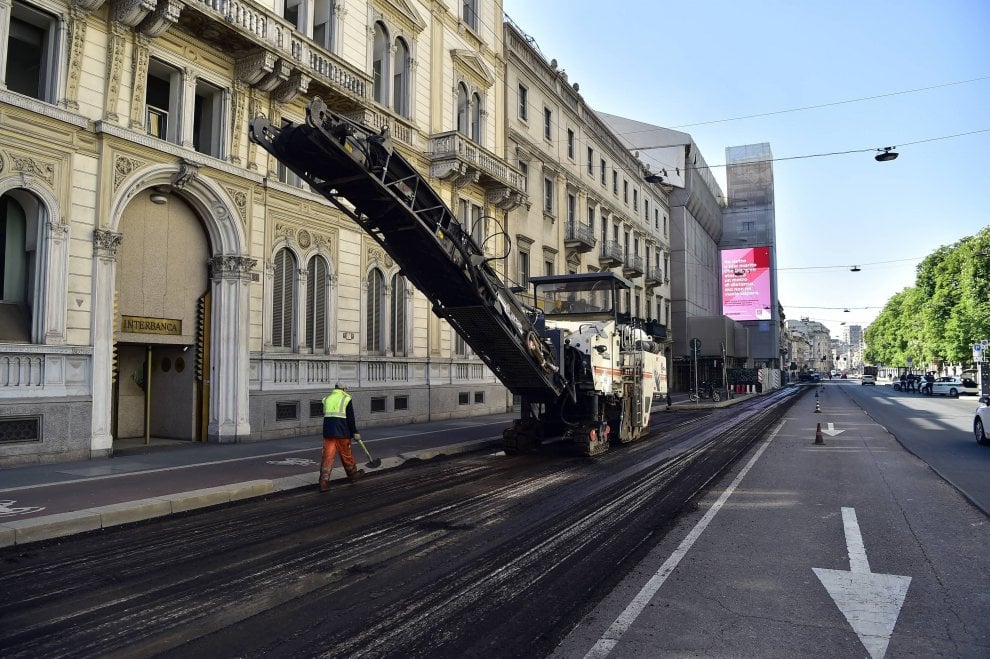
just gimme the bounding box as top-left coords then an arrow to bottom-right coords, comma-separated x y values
553,380 -> 990,658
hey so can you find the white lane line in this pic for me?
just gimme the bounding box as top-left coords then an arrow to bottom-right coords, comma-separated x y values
842,507 -> 871,574
583,421 -> 784,659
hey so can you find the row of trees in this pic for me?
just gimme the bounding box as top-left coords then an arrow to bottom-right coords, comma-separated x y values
865,226 -> 990,370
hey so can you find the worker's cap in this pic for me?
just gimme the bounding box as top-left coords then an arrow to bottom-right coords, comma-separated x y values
334,382 -> 347,390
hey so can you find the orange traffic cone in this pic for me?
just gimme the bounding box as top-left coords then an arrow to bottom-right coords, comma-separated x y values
814,422 -> 825,445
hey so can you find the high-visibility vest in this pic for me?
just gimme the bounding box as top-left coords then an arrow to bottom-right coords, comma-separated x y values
323,389 -> 351,418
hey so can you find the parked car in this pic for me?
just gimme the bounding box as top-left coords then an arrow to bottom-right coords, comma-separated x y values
975,395 -> 990,445
931,377 -> 978,398
861,375 -> 876,385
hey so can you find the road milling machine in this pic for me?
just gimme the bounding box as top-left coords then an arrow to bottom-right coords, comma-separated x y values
249,99 -> 667,455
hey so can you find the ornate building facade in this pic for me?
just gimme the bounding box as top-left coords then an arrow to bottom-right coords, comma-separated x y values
0,0 -> 525,464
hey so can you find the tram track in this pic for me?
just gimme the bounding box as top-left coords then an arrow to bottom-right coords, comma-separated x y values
0,388 -> 805,658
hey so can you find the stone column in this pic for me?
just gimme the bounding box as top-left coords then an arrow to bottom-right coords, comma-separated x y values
90,229 -> 122,456
43,219 -> 70,344
207,255 -> 256,441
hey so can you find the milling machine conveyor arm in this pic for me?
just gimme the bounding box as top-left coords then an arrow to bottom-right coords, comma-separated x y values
249,99 -> 565,400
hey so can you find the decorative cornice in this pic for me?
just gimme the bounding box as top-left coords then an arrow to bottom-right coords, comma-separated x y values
235,50 -> 278,87
273,72 -> 310,104
110,0 -> 155,27
450,49 -> 496,89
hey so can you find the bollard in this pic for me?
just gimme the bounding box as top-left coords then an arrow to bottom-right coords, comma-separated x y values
814,422 -> 825,445
814,399 -> 821,413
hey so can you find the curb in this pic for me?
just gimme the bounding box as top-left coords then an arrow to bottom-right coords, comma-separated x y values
0,439 -> 499,549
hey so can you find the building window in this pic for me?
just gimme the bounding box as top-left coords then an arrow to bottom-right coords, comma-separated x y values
518,250 -> 530,287
306,255 -> 330,352
587,147 -> 594,176
567,129 -> 575,160
313,0 -> 337,50
462,0 -> 478,30
567,193 -> 576,224
632,188 -> 638,211
600,159 -> 607,186
518,161 -> 529,192
193,78 -> 226,158
394,395 -> 408,411
275,402 -> 298,420
469,203 -> 484,246
544,259 -> 554,276
518,83 -> 528,121
6,2 -> 60,103
271,247 -> 296,349
623,179 -> 629,204
390,273 -> 407,356
310,400 -> 323,417
392,38 -> 410,117
474,391 -> 485,404
543,107 -> 552,141
372,22 -> 389,105
644,199 -> 650,223
587,206 -> 595,234
146,58 -> 181,143
543,177 -> 554,214
370,397 -> 387,413
459,392 -> 470,405
366,267 -> 385,354
470,91 -> 482,144
612,170 -> 618,195
456,83 -> 469,136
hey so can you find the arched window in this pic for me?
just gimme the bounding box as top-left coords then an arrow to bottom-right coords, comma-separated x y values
0,193 -> 32,342
470,92 -> 482,144
390,273 -> 406,356
456,83 -> 469,136
366,267 -> 385,354
306,255 -> 330,352
372,22 -> 390,105
392,38 -> 410,117
271,247 -> 296,348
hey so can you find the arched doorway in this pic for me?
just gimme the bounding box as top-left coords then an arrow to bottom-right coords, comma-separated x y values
113,188 -> 211,445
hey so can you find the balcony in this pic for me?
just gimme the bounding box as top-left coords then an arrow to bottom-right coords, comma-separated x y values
598,240 -> 623,268
644,267 -> 663,288
564,221 -> 596,253
622,255 -> 645,278
181,0 -> 369,104
427,132 -> 526,206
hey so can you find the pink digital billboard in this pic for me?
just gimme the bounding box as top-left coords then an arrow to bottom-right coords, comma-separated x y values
721,247 -> 772,321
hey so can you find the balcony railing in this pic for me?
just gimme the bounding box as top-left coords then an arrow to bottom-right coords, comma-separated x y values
598,240 -> 623,267
427,131 -> 525,192
622,255 -> 645,278
564,221 -> 596,253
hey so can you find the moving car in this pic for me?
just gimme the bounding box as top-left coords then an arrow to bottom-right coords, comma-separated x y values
931,377 -> 978,398
975,395 -> 990,445
861,374 -> 876,385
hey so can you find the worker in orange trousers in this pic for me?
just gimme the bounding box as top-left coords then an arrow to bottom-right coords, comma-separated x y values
319,383 -> 363,492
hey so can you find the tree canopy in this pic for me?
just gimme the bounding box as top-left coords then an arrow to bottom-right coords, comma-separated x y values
865,226 -> 990,369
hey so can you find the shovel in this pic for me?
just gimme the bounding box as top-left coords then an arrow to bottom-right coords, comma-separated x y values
354,434 -> 381,468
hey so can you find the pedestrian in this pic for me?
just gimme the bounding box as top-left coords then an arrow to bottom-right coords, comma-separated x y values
319,383 -> 364,492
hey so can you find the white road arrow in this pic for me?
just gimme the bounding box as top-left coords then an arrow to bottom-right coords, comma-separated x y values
821,422 -> 845,437
813,507 -> 911,659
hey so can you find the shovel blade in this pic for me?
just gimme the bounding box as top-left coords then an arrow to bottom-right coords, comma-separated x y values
366,458 -> 382,469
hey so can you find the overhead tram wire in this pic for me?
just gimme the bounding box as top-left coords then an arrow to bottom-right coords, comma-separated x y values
777,256 -> 926,272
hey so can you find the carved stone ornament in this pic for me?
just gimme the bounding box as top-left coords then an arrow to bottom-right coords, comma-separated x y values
138,0 -> 182,38
273,72 -> 311,104
297,229 -> 312,249
0,153 -> 4,173
275,222 -> 295,242
111,0 -> 156,27
93,228 -> 123,256
171,160 -> 200,189
367,245 -> 393,269
114,155 -> 145,189
209,255 -> 257,277
235,51 -> 278,87
225,186 -> 248,223
12,155 -> 56,186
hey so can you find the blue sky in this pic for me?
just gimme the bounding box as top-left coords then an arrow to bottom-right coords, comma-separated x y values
501,0 -> 989,338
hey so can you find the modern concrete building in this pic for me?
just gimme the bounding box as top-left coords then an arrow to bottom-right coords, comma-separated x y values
0,0 -> 525,465
723,143 -> 784,371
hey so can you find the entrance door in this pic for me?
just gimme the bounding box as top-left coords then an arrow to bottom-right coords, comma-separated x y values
114,343 -> 198,441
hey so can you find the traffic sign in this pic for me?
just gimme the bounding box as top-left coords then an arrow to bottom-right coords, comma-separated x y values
690,338 -> 701,356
